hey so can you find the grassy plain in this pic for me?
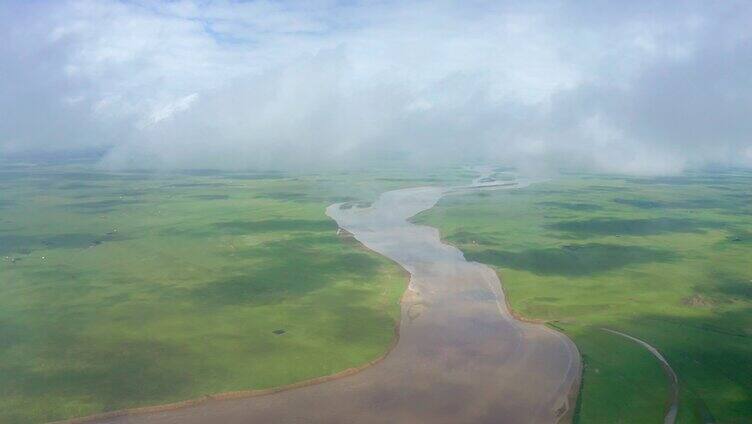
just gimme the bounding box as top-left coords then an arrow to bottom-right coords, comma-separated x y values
0,161 -> 467,423
415,170 -> 752,423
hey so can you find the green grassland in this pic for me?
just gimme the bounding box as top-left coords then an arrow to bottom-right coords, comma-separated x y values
415,170 -> 752,423
0,162 -> 470,423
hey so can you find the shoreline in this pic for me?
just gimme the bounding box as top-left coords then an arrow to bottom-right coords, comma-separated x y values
418,212 -> 584,424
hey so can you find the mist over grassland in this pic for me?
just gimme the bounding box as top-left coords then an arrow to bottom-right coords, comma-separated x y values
1,0 -> 751,175
3,3 -> 752,422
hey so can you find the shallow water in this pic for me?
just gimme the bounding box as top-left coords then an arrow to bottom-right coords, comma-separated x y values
97,179 -> 581,424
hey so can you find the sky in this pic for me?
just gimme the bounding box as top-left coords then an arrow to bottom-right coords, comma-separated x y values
1,0 -> 751,174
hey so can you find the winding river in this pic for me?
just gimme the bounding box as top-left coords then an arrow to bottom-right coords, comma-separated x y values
87,177 -> 581,424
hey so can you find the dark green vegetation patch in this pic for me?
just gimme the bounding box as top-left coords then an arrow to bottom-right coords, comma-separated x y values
468,243 -> 675,276
548,217 -> 725,237
538,201 -> 603,211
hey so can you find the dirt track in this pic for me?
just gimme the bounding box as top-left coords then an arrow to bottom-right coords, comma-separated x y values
602,328 -> 679,424
67,181 -> 581,424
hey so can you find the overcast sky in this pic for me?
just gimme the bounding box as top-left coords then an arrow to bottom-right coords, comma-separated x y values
1,0 -> 751,174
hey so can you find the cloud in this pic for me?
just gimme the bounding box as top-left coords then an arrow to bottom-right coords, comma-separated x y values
1,0 -> 751,174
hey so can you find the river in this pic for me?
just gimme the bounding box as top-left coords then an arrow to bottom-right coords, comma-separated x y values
89,175 -> 581,424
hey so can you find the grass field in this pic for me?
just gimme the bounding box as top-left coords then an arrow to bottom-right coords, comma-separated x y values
415,170 -> 752,423
6,162 -> 749,423
0,161 -> 470,423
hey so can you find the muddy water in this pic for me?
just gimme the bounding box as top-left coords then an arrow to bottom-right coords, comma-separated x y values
96,182 -> 581,424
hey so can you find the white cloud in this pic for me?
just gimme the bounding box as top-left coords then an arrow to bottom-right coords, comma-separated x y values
146,93 -> 199,126
1,0 -> 751,174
